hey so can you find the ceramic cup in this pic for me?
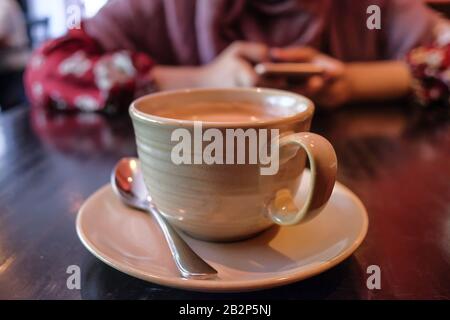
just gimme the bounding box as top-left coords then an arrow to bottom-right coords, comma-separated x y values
130,88 -> 337,242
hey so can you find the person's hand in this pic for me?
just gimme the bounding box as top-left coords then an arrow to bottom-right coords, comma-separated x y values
199,41 -> 269,87
270,47 -> 352,109
151,41 -> 269,91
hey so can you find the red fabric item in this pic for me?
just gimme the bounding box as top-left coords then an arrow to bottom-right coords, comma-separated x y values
24,26 -> 154,113
407,43 -> 450,106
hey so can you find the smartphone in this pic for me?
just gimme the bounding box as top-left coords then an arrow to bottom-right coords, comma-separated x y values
254,63 -> 324,78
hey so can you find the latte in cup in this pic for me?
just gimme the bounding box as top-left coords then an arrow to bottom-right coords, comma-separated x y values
130,88 -> 337,242
151,101 -> 278,122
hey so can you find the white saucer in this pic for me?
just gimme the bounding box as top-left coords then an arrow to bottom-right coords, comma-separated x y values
76,171 -> 368,292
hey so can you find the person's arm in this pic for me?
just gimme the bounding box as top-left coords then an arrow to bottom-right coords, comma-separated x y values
150,42 -> 269,91
345,61 -> 412,103
269,47 -> 413,108
150,66 -> 207,90
24,26 -> 154,112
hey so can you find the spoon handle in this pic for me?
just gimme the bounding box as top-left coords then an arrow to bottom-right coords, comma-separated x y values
148,204 -> 218,279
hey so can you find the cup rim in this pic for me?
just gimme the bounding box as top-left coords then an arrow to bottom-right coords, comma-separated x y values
129,87 -> 315,128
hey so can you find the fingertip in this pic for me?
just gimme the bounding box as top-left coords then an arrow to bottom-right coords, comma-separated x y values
308,76 -> 324,90
269,48 -> 283,60
301,76 -> 324,96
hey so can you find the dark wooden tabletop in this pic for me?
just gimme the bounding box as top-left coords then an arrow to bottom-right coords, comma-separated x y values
0,101 -> 449,300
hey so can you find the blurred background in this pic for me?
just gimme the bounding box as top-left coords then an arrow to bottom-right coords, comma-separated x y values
0,0 -> 449,112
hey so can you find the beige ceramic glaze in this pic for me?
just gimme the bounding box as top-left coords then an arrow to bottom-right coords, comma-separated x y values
130,88 -> 337,241
76,171 -> 369,292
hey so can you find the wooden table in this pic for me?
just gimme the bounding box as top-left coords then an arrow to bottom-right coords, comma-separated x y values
0,102 -> 449,300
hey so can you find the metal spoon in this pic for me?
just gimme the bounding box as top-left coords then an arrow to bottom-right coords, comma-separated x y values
111,157 -> 218,279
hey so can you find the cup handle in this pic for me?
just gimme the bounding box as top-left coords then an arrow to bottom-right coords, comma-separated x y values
268,132 -> 337,226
